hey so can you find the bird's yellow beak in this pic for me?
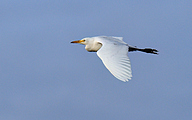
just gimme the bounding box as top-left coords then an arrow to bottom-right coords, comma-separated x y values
71,39 -> 85,43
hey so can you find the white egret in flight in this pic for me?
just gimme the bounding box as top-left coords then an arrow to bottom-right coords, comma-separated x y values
71,36 -> 158,82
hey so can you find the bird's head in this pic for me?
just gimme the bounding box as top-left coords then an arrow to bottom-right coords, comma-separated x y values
71,38 -> 91,45
71,37 -> 102,52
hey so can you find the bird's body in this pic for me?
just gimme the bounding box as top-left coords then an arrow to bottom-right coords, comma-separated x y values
71,36 -> 158,82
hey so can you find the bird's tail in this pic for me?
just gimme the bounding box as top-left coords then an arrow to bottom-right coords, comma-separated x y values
128,46 -> 159,55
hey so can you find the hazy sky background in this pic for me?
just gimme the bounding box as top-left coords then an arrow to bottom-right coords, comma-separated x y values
1,0 -> 192,120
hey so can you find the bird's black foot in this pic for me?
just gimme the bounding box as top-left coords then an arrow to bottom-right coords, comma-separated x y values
128,46 -> 159,54
142,48 -> 159,54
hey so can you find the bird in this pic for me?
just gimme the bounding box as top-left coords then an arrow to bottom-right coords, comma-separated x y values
71,36 -> 158,82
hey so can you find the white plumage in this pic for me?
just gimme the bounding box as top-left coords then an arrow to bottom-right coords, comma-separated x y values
96,36 -> 132,81
71,36 -> 158,82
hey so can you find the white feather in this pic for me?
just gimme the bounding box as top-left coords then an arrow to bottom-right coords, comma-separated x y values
96,36 -> 132,82
71,36 -> 158,82
71,36 -> 132,82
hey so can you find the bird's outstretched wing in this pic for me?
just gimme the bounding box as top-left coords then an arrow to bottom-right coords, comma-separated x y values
96,37 -> 132,82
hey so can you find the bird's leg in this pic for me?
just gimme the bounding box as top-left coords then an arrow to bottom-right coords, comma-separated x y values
140,48 -> 159,54
128,46 -> 139,52
129,46 -> 158,54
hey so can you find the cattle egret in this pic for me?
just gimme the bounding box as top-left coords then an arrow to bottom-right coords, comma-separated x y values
71,36 -> 158,82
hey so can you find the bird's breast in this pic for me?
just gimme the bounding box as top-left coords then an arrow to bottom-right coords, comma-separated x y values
85,42 -> 102,52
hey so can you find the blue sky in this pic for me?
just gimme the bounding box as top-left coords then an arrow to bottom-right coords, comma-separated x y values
1,0 -> 192,120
